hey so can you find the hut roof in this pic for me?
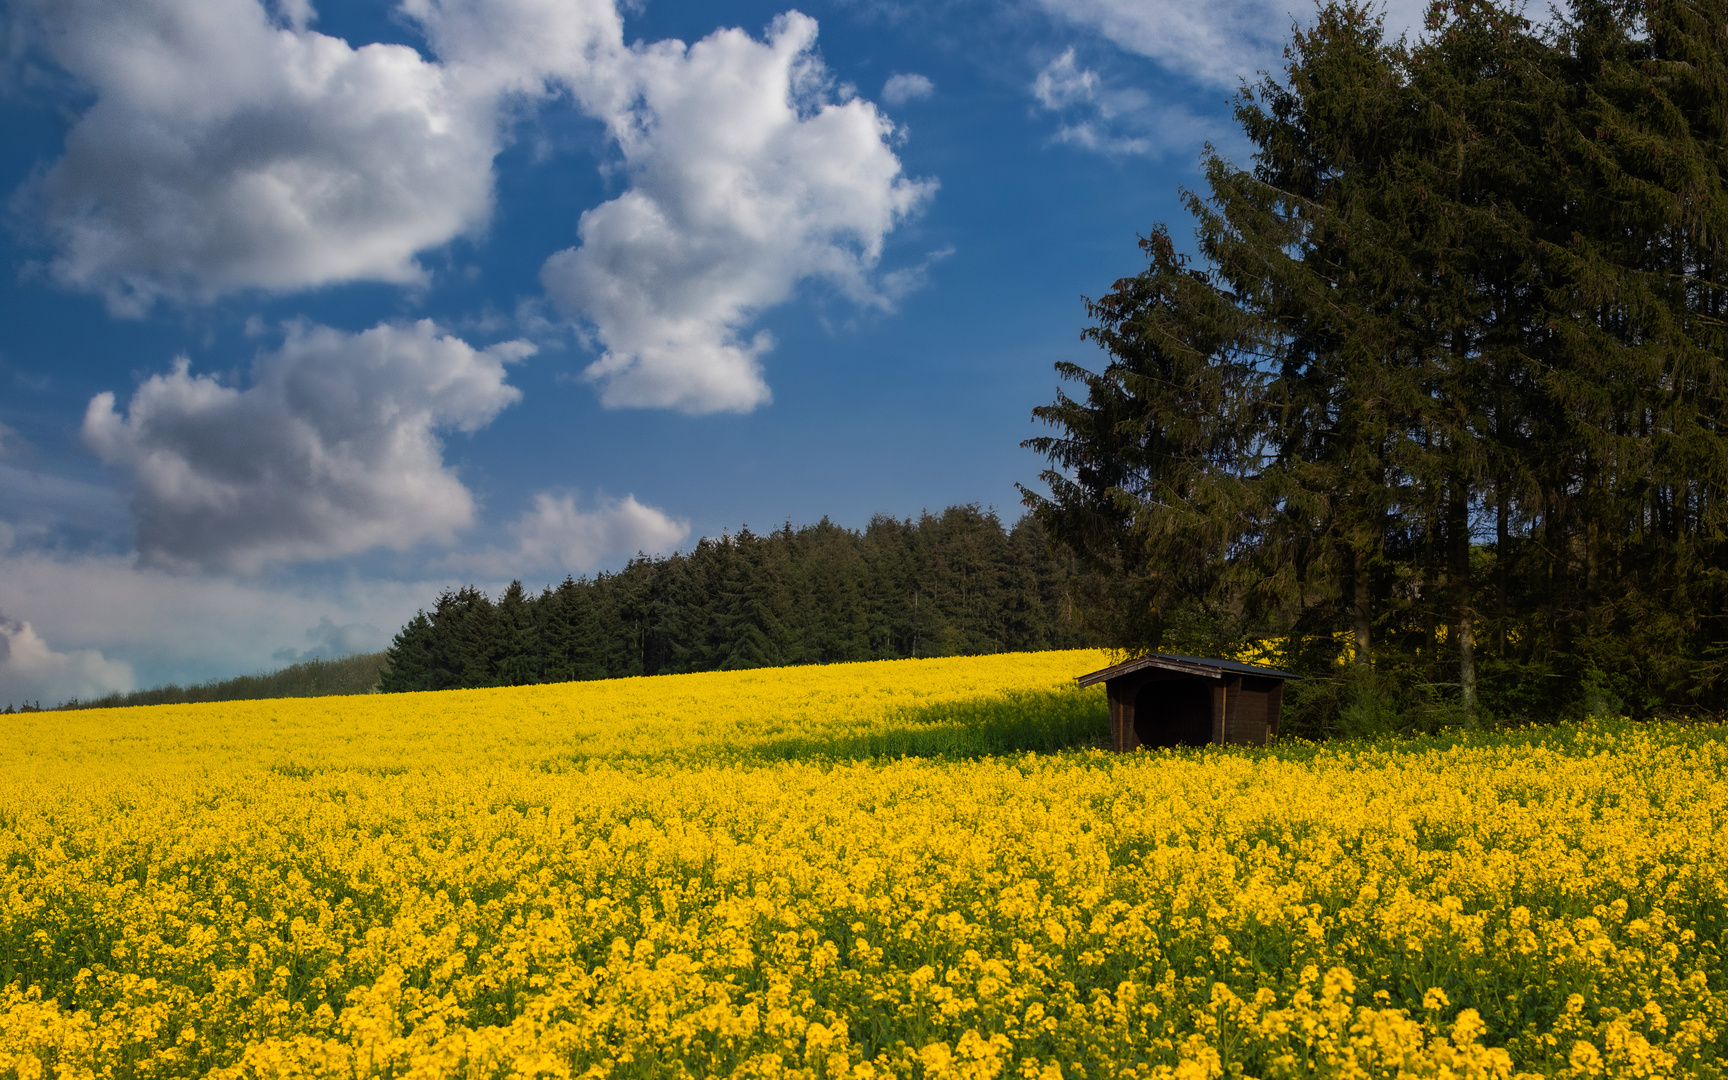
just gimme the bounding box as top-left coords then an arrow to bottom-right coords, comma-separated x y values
1076,652 -> 1303,688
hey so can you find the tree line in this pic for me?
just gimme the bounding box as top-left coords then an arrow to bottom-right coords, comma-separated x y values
50,653 -> 390,711
1022,0 -> 1728,724
378,507 -> 1092,692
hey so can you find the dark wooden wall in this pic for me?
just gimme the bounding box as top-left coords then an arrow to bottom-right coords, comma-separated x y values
1221,675 -> 1283,746
1107,671 -> 1283,750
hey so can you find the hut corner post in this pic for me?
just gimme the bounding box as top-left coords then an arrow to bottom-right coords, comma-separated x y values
1107,684 -> 1132,752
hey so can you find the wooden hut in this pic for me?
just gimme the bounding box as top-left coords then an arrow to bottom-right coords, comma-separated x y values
1077,654 -> 1302,751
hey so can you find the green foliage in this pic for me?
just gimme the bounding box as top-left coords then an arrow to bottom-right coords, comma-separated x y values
1281,664 -> 1478,741
1579,666 -> 1628,721
379,506 -> 1097,692
1023,0 -> 1728,724
56,652 -> 388,710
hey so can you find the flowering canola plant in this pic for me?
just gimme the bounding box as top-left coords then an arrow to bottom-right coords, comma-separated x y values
1,649 -> 1725,1079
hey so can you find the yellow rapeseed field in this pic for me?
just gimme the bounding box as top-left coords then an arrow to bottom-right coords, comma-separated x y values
2,649 -> 1724,1079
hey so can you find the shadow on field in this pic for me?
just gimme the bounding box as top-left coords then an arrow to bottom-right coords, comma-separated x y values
526,687 -> 1113,771
735,688 -> 1112,762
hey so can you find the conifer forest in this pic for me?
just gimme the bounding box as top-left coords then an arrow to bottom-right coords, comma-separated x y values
1022,0 -> 1728,724
379,507 -> 1090,692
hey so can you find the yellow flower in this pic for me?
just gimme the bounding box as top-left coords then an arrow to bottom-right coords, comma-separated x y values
1,653 -> 1722,1080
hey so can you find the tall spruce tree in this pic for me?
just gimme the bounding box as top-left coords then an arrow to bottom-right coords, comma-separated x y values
1018,221 -> 1266,654
494,581 -> 539,686
1024,3 -> 1426,665
378,611 -> 435,692
1023,0 -> 1728,721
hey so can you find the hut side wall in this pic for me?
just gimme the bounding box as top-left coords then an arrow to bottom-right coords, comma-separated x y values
1222,676 -> 1282,746
1227,687 -> 1264,743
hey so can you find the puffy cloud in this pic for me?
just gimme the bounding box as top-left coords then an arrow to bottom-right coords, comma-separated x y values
402,0 -> 620,96
9,0 -> 522,314
1032,49 -> 1099,110
14,0 -> 933,411
0,492 -> 681,697
82,320 -> 529,573
881,72 -> 933,105
269,0 -> 314,31
1031,0 -> 1430,88
0,611 -> 133,706
0,546 -> 434,690
514,492 -> 689,570
541,13 -> 936,414
462,491 -> 689,576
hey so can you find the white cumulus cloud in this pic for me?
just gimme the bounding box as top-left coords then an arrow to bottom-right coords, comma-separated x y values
9,0 -> 522,314
82,320 -> 529,573
13,0 -> 935,411
0,611 -> 133,707
462,491 -> 689,576
0,547 -> 437,691
540,12 -> 936,414
402,0 -> 621,96
1032,49 -> 1099,110
1031,0 -> 1430,89
881,72 -> 933,105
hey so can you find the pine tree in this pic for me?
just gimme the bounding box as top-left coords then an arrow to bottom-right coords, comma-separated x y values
494,581 -> 539,686
794,518 -> 873,664
539,576 -> 605,683
422,586 -> 498,689
377,611 -> 435,692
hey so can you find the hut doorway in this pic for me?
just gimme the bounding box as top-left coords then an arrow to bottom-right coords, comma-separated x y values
1133,680 -> 1213,748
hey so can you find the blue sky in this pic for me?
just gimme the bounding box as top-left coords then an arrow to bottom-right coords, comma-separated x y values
0,0 -> 1425,701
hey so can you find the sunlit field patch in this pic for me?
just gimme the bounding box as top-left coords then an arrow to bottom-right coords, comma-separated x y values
1,650 -> 1114,782
2,651 -> 1724,1079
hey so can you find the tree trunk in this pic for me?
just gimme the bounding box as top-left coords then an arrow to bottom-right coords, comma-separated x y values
1458,608 -> 1477,721
1352,545 -> 1372,665
1496,479 -> 1509,657
1452,482 -> 1477,723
